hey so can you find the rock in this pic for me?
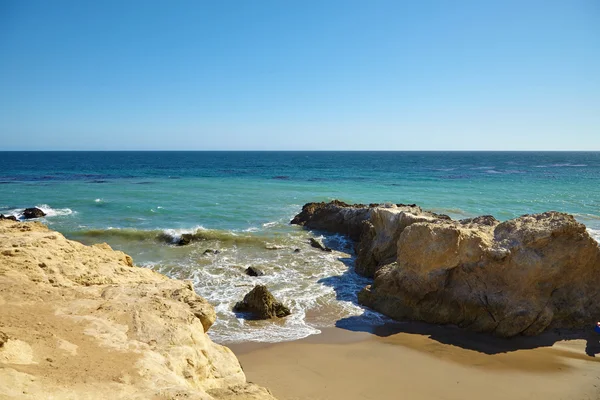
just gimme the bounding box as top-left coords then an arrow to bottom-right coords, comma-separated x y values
245,267 -> 264,277
203,249 -> 220,255
309,238 -> 332,252
0,219 -> 276,399
21,207 -> 46,219
233,285 -> 291,319
0,331 -> 7,347
176,233 -> 193,246
293,200 -> 600,337
358,211 -> 600,337
0,214 -> 17,221
293,248 -> 301,253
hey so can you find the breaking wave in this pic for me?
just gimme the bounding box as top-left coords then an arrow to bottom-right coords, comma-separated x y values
72,226 -> 280,246
0,204 -> 75,219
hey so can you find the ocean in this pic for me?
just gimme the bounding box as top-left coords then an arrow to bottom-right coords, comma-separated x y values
1,151 -> 599,343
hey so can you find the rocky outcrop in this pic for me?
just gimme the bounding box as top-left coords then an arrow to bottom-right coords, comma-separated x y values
0,220 -> 276,400
233,285 -> 291,319
21,207 -> 46,219
291,201 -> 447,277
293,201 -> 600,337
290,200 -> 372,241
0,214 -> 17,221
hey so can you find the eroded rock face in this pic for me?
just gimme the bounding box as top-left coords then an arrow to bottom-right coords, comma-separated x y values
355,206 -> 445,277
233,285 -> 291,319
358,212 -> 600,337
0,220 -> 276,400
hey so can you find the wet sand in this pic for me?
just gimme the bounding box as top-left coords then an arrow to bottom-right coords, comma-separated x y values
230,325 -> 600,400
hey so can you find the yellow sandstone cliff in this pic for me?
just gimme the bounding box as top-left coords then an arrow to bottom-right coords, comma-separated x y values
0,220 -> 275,400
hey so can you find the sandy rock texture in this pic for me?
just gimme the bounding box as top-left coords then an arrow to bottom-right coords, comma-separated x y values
293,201 -> 600,337
0,220 -> 275,400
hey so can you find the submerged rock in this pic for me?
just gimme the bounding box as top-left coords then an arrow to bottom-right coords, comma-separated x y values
176,233 -> 193,246
309,237 -> 332,252
293,200 -> 600,337
233,285 -> 291,319
21,207 -> 46,219
245,266 -> 264,277
203,249 -> 220,255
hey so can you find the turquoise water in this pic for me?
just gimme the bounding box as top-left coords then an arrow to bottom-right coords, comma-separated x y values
1,151 -> 599,343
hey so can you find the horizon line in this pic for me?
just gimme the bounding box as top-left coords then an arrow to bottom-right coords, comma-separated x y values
0,149 -> 599,153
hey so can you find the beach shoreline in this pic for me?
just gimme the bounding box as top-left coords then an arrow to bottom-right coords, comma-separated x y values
231,325 -> 600,400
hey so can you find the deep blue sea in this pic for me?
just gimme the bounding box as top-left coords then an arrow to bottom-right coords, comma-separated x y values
1,151 -> 599,343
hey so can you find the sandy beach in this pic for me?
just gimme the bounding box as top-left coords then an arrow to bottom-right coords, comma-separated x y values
231,324 -> 600,400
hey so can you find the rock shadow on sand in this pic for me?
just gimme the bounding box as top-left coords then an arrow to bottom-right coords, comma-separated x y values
318,255 -> 600,359
336,315 -> 600,358
315,228 -> 600,359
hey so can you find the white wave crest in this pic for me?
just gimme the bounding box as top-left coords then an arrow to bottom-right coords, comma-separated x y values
1,205 -> 75,218
36,204 -> 75,217
161,226 -> 207,242
534,163 -> 588,168
588,228 -> 600,244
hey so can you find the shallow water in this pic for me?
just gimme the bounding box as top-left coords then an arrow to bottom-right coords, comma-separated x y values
1,151 -> 599,343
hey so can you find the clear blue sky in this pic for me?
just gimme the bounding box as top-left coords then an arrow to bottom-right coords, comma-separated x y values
0,0 -> 598,150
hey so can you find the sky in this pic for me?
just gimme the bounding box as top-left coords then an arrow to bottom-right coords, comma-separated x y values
0,0 -> 598,151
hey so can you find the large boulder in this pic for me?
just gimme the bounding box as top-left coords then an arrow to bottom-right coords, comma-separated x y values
0,220 -> 276,400
21,207 -> 46,219
358,212 -> 600,337
233,285 -> 291,319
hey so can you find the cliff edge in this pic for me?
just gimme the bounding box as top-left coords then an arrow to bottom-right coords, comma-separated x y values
0,220 -> 275,400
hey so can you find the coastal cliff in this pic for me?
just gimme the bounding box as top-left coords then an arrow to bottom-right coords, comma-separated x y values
292,201 -> 600,337
0,220 -> 275,400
